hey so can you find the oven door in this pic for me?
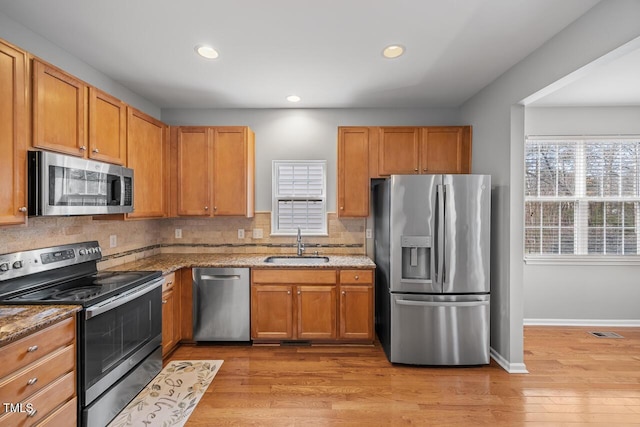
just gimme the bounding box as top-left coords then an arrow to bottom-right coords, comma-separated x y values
81,278 -> 163,406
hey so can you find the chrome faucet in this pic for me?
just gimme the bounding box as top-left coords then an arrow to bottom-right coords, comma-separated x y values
296,227 -> 305,256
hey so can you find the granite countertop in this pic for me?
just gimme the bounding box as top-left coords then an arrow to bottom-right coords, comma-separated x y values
0,305 -> 81,347
109,253 -> 375,275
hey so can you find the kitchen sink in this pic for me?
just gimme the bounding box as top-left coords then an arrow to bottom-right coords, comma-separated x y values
264,256 -> 330,265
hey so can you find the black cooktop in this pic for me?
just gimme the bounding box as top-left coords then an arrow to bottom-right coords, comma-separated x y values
3,270 -> 162,307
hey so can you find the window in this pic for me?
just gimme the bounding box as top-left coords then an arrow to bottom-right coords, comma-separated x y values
272,160 -> 327,235
525,137 -> 640,260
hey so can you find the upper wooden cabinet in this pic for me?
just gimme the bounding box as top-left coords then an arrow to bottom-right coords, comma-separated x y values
126,107 -> 169,218
377,127 -> 421,175
89,87 -> 126,165
374,126 -> 472,176
32,58 -> 87,156
420,126 -> 471,174
337,127 -> 370,217
0,40 -> 28,226
172,126 -> 255,218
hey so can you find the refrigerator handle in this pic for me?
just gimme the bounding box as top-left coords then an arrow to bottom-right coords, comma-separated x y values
436,184 -> 445,285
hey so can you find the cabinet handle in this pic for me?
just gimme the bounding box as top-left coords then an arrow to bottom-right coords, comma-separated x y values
287,290 -> 291,295
423,168 -> 427,171
27,377 -> 38,386
27,345 -> 38,353
340,207 -> 344,210
27,409 -> 37,418
93,148 -> 100,154
80,145 -> 87,151
355,275 -> 359,280
342,291 -> 346,295
204,206 -> 209,211
162,300 -> 167,304
297,290 -> 301,295
414,168 -> 418,172
167,281 -> 173,286
18,207 -> 27,213
214,206 -> 217,211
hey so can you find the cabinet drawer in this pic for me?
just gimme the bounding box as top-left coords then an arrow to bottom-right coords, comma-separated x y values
35,396 -> 77,427
162,271 -> 176,292
0,316 -> 75,379
0,344 -> 75,404
339,269 -> 373,284
252,269 -> 336,284
0,370 -> 75,427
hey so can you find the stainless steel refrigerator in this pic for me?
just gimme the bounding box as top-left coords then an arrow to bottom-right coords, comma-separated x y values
374,174 -> 491,365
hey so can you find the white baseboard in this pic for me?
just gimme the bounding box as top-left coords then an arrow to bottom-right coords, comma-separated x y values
524,318 -> 640,327
490,347 -> 528,374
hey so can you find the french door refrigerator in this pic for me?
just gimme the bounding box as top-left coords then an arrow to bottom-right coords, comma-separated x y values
374,174 -> 491,365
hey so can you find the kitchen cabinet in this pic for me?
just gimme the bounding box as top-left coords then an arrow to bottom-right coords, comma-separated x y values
88,87 -> 127,165
338,269 -> 374,341
337,127 -> 370,217
251,269 -> 337,341
0,40 -> 28,226
0,316 -> 76,426
32,58 -> 87,157
178,268 -> 194,343
172,126 -> 255,217
374,126 -> 472,176
161,271 -> 180,357
126,107 -> 169,218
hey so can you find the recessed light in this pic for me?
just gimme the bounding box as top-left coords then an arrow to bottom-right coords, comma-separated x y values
195,45 -> 219,59
286,95 -> 301,103
383,44 -> 405,59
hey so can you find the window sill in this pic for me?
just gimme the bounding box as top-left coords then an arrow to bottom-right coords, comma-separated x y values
524,255 -> 640,266
270,232 -> 329,237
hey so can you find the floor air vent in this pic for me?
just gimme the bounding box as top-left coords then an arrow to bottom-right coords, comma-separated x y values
589,331 -> 623,338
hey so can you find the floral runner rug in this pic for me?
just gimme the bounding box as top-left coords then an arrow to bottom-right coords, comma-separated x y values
108,360 -> 223,427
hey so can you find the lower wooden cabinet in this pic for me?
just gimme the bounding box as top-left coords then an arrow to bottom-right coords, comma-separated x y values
161,271 -> 181,357
0,315 -> 77,426
251,268 -> 374,343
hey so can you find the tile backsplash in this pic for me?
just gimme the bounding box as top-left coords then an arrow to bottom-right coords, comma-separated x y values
1,212 -> 366,270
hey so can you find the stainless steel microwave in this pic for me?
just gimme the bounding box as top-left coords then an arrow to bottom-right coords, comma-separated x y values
28,151 -> 134,216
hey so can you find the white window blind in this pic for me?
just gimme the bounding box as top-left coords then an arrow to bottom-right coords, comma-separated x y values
524,137 -> 640,258
272,161 -> 327,235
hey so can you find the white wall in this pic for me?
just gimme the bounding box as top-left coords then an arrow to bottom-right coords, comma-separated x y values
460,1 -> 640,371
161,108 -> 460,212
0,11 -> 160,119
523,107 -> 640,324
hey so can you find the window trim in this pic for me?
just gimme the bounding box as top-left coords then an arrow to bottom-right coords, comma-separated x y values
523,135 -> 640,264
271,160 -> 328,237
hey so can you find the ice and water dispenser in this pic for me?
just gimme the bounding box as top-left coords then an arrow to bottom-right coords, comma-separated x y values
400,235 -> 431,281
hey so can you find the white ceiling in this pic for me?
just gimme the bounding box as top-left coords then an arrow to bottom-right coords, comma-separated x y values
0,0 -> 605,109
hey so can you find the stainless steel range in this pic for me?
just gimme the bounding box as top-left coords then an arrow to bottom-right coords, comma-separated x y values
0,241 -> 163,427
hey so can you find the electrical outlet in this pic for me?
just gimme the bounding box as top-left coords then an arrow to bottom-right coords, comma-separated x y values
366,228 -> 372,239
175,229 -> 182,239
238,229 -> 245,239
109,235 -> 117,248
252,228 -> 263,239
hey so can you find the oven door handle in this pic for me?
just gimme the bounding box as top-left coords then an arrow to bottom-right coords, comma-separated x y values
85,277 -> 164,320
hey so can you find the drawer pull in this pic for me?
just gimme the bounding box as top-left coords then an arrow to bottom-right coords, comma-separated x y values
354,275 -> 359,280
162,300 -> 167,304
167,281 -> 173,286
342,291 -> 346,295
27,377 -> 38,386
27,345 -> 38,353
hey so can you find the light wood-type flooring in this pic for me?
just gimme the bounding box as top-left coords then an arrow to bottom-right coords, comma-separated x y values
167,326 -> 640,426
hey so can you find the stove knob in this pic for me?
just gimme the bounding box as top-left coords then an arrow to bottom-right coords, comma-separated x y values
79,249 -> 87,256
0,263 -> 9,272
13,261 -> 23,269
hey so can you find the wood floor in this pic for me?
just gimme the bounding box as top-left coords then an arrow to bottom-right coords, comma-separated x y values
167,326 -> 640,426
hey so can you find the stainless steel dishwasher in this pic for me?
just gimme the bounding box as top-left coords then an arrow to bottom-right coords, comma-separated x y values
192,267 -> 251,341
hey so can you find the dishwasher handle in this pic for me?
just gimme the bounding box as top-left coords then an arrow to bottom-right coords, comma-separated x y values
200,274 -> 242,281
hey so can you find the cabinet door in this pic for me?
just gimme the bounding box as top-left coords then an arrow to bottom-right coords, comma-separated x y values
212,127 -> 255,217
296,285 -> 337,340
89,87 -> 126,165
339,285 -> 374,341
161,288 -> 175,357
420,126 -> 471,174
127,107 -> 169,218
0,41 -> 27,225
378,127 -> 419,175
32,59 -> 87,156
251,285 -> 293,340
176,127 -> 212,216
337,127 -> 369,217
